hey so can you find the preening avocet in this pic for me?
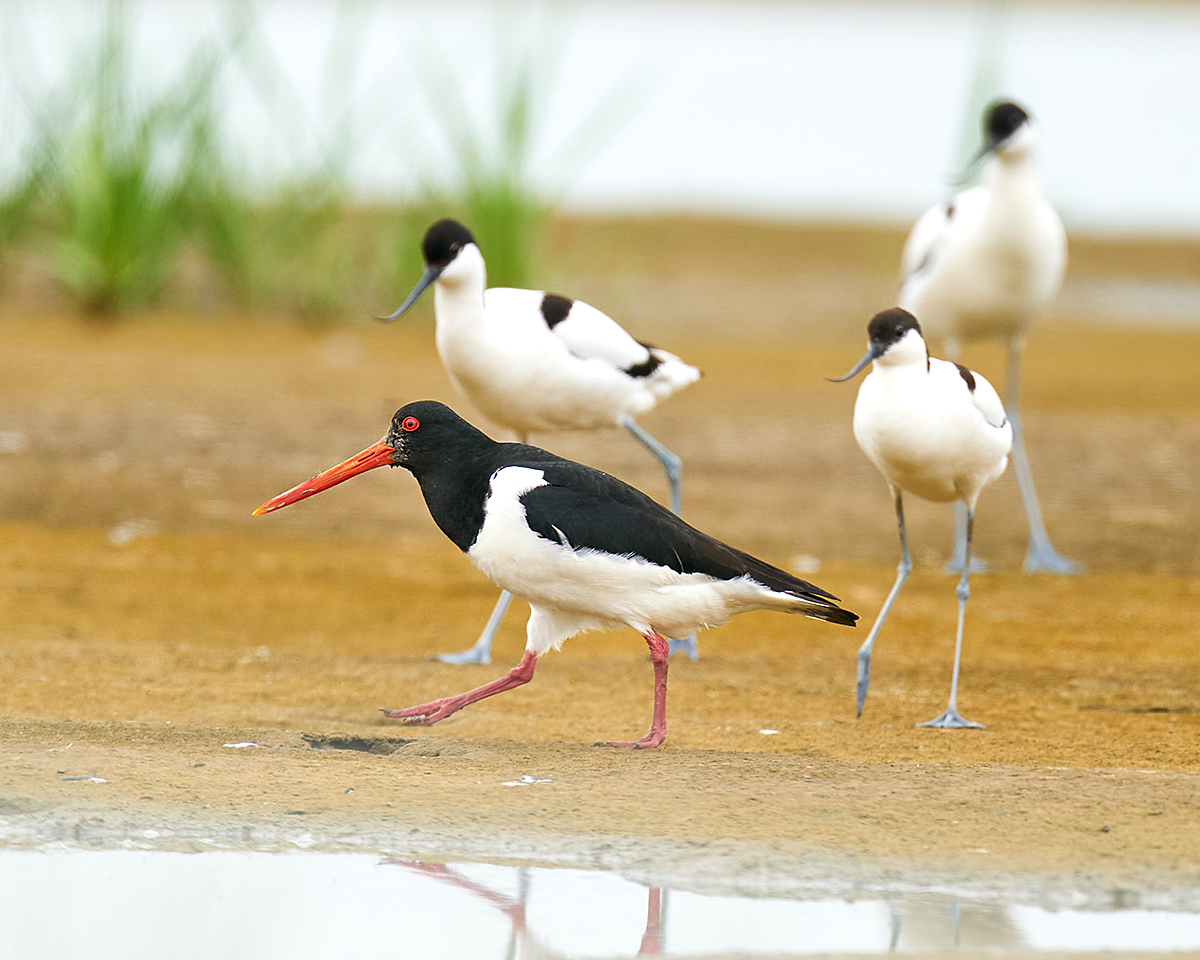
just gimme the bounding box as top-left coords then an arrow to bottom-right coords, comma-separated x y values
900,99 -> 1078,574
255,401 -> 857,748
830,308 -> 1011,728
378,219 -> 701,663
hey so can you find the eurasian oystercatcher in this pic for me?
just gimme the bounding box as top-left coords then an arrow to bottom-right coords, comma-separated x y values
255,400 -> 857,747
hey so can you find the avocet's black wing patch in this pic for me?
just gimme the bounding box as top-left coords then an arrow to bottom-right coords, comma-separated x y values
624,342 -> 662,378
540,293 -> 574,329
954,362 -> 977,392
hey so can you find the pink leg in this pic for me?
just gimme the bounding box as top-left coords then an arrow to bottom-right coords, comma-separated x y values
638,888 -> 663,955
392,862 -> 527,932
598,630 -> 669,749
381,651 -> 538,725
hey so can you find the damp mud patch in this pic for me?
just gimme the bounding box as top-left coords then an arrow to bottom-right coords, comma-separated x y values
302,734 -> 412,755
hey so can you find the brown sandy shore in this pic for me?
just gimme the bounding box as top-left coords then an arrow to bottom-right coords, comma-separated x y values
1,231 -> 1199,913
2,540 -> 1199,908
3,716 -> 1200,913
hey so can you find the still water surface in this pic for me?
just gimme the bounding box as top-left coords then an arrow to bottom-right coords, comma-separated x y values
2,849 -> 1199,958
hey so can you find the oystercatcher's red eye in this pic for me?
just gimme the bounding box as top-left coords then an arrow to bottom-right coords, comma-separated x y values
401,416 -> 420,432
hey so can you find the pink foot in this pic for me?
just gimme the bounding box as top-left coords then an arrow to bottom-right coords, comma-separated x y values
380,651 -> 538,726
380,696 -> 464,725
595,630 -> 670,749
595,732 -> 665,749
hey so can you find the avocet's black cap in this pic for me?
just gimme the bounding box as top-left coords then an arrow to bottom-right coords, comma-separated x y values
867,307 -> 922,349
983,100 -> 1030,150
423,219 -> 477,268
827,308 -> 922,383
375,220 -> 479,323
953,100 -> 1032,183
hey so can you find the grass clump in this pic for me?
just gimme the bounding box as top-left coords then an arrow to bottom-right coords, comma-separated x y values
417,42 -> 548,290
36,4 -> 229,318
403,13 -> 638,292
184,1 -> 372,322
0,4 -> 633,321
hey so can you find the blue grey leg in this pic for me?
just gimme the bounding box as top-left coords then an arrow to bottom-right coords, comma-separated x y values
435,590 -> 513,665
941,338 -> 987,575
918,507 -> 986,728
946,500 -> 989,574
620,416 -> 682,515
858,494 -> 911,716
1006,339 -> 1083,574
620,416 -> 696,660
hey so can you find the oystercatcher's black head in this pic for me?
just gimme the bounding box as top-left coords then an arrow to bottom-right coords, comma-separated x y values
383,400 -> 491,475
827,308 -> 923,383
253,401 -> 491,516
374,219 -> 478,324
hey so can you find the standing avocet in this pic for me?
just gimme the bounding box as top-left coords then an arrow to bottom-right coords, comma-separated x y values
900,99 -> 1078,574
830,308 -> 1011,728
377,219 -> 701,663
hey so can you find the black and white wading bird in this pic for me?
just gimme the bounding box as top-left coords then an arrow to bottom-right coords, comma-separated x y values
254,401 -> 857,748
377,219 -> 702,664
900,99 -> 1077,574
830,309 -> 1011,728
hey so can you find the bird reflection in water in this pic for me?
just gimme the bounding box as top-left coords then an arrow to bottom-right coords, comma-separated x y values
383,859 -> 666,958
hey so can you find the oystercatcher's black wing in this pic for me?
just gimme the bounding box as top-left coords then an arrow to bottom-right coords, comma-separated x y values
510,448 -> 857,627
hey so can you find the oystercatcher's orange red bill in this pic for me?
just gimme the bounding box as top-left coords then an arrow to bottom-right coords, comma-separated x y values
253,438 -> 395,516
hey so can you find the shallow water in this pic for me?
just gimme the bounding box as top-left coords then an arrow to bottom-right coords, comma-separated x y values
3,849 -> 1199,959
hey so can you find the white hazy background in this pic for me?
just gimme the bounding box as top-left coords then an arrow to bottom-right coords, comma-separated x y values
3,0 -> 1199,236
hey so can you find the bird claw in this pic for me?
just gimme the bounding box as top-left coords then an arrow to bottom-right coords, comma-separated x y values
433,646 -> 491,665
915,707 -> 987,730
1023,543 -> 1083,575
401,714 -> 435,726
944,554 -> 989,575
380,701 -> 457,724
595,734 -> 665,749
